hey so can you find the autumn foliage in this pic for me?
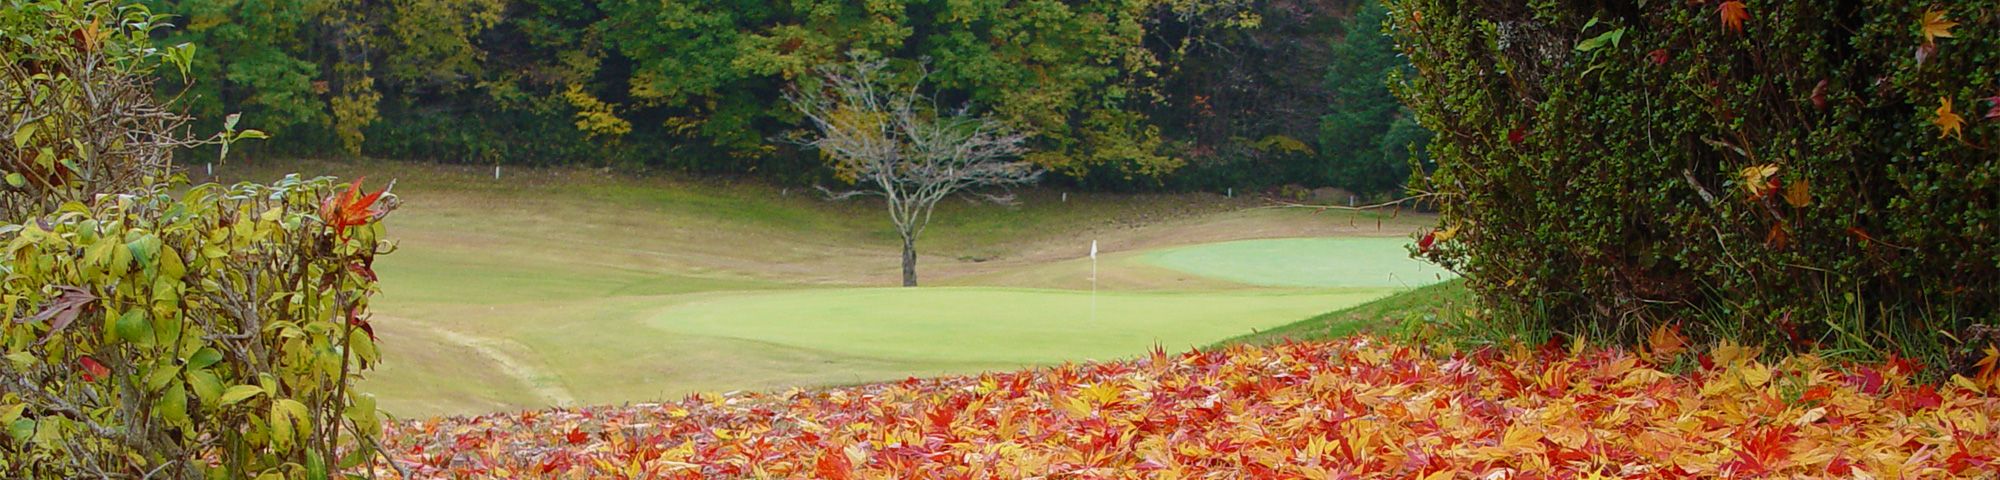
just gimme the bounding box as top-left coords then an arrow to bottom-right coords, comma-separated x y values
373,337 -> 2000,479
1391,0 -> 2000,361
2,2 -> 396,478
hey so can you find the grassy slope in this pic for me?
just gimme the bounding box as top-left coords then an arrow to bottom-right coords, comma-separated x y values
214,159 -> 1442,416
1216,278 -> 1473,347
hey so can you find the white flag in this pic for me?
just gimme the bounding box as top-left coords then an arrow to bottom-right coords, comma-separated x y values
1090,240 -> 1097,259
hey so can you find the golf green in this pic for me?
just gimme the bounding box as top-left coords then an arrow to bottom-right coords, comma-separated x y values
1142,237 -> 1455,288
646,287 -> 1396,364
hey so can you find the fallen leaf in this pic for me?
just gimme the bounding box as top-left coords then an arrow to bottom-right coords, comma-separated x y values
1976,344 -> 1999,390
1921,9 -> 1958,45
1739,164 -> 1780,200
1719,1 -> 1749,34
1434,224 -> 1462,242
1782,179 -> 1809,207
1934,97 -> 1964,139
1648,324 -> 1689,361
1648,48 -> 1669,66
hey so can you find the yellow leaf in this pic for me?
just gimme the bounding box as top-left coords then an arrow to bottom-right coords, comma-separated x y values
1935,97 -> 1964,139
1921,9 -> 1958,45
1738,164 -> 1779,199
1711,339 -> 1758,366
1737,362 -> 1773,388
1501,425 -> 1544,451
1422,469 -> 1456,480
1434,224 -> 1462,242
1783,179 -> 1810,207
1079,382 -> 1122,406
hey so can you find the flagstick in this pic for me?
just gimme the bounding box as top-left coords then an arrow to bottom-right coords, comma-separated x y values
1090,240 -> 1098,323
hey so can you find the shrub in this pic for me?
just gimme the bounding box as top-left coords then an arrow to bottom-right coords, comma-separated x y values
1,1 -> 396,478
1389,0 -> 2000,365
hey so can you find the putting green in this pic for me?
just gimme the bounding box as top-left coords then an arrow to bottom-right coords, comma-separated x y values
1143,237 -> 1455,288
646,287 -> 1397,364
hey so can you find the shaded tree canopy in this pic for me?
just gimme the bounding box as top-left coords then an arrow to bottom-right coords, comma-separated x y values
142,0 -> 1422,192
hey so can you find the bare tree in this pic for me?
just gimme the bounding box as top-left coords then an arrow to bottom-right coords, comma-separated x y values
789,57 -> 1042,287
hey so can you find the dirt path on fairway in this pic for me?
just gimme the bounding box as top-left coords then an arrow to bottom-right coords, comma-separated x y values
389,316 -> 579,408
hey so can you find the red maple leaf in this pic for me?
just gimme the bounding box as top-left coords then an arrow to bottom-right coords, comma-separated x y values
1718,1 -> 1749,34
320,177 -> 388,238
1647,49 -> 1669,66
814,450 -> 855,480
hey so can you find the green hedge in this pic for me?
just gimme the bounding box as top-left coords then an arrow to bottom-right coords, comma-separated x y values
1390,0 -> 1999,361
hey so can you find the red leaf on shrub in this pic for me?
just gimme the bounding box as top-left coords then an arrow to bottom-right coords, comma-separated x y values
348,306 -> 377,340
1983,95 -> 2000,119
1718,1 -> 1749,34
1647,49 -> 1669,66
347,261 -> 378,282
321,177 -> 389,238
19,286 -> 97,345
1417,231 -> 1437,253
78,356 -> 108,382
1507,128 -> 1526,144
1915,43 -> 1937,65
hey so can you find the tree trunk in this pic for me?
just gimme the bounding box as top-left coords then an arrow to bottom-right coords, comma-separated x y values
901,234 -> 918,287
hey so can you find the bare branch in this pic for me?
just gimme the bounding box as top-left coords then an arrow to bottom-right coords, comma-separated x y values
787,55 -> 1042,286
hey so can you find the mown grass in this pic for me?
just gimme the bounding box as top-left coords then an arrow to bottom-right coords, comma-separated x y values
212,159 -> 1446,416
1218,278 -> 1473,347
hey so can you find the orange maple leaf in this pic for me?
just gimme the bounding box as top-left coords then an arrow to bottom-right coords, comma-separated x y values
1647,324 -> 1688,361
1719,1 -> 1749,34
1782,179 -> 1810,207
321,177 -> 388,238
1934,97 -> 1964,139
1921,9 -> 1958,46
1976,344 -> 1999,389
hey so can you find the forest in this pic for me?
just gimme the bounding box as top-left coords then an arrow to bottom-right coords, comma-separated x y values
144,0 -> 1425,193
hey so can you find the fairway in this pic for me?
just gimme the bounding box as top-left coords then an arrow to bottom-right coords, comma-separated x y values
220,161 -> 1441,416
647,287 -> 1397,364
1144,237 -> 1456,288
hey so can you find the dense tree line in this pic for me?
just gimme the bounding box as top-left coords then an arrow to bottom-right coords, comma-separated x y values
143,0 -> 1423,193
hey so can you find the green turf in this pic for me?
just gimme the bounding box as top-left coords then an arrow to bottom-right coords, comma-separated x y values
1142,237 -> 1456,288
1216,279 -> 1473,347
646,287 -> 1397,364
223,159 -> 1446,416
